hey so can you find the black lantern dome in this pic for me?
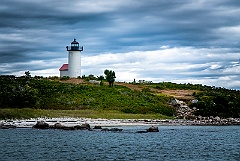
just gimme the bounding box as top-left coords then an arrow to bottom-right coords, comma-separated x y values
66,38 -> 83,51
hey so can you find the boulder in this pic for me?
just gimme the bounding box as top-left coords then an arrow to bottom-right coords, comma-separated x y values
93,125 -> 102,129
101,128 -> 110,131
74,123 -> 91,130
101,128 -> 123,132
53,123 -> 64,129
109,128 -> 123,132
136,131 -> 148,133
49,123 -> 76,130
147,126 -> 159,132
0,124 -> 17,129
62,126 -> 76,130
33,121 -> 49,129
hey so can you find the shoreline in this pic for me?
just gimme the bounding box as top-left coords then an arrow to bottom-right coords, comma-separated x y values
1,117 -> 240,129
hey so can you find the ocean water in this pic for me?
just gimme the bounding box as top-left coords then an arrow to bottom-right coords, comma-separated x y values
0,126 -> 239,161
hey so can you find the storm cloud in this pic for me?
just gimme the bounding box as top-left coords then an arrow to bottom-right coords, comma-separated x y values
0,0 -> 240,89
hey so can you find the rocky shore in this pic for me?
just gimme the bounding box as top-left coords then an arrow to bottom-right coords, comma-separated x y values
1,117 -> 240,129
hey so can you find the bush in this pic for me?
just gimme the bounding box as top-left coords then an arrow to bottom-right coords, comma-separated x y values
49,76 -> 59,80
60,76 -> 70,80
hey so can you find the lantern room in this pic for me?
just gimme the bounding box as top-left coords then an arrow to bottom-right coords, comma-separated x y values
66,38 -> 83,51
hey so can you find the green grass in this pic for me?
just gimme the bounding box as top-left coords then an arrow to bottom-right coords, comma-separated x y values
1,76 -> 239,119
0,108 -> 173,120
0,77 -> 175,117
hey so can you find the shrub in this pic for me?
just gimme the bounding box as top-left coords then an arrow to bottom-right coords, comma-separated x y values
60,76 -> 70,80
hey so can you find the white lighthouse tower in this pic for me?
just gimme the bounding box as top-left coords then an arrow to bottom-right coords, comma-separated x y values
65,38 -> 83,78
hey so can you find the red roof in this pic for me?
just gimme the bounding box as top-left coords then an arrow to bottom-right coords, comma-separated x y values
59,64 -> 68,71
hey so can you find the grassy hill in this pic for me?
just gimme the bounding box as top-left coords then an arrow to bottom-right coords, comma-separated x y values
0,75 -> 239,119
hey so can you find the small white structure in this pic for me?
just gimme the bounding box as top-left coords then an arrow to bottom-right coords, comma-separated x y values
89,80 -> 101,85
59,38 -> 83,78
59,64 -> 68,77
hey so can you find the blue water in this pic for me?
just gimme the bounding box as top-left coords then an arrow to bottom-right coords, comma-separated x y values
0,126 -> 239,161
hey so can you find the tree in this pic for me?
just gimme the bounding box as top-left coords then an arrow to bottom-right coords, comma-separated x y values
104,69 -> 116,87
97,75 -> 105,86
97,75 -> 104,81
25,71 -> 31,78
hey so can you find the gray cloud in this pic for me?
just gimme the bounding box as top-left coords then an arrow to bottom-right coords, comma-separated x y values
0,0 -> 240,89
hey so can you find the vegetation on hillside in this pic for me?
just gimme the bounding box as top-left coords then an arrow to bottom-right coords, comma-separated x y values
0,75 -> 175,119
0,74 -> 239,119
150,82 -> 240,118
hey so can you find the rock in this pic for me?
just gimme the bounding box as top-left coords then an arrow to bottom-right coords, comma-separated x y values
101,128 -> 110,131
33,121 -> 49,129
62,126 -> 76,130
101,128 -> 123,132
214,116 -> 221,122
53,123 -> 64,129
170,98 -> 184,106
74,123 -> 91,130
147,126 -> 159,132
93,125 -> 102,129
0,124 -> 17,129
34,123 -> 93,130
74,125 -> 85,130
49,123 -> 76,130
109,128 -> 123,132
136,131 -> 148,133
82,123 -> 91,130
191,99 -> 198,104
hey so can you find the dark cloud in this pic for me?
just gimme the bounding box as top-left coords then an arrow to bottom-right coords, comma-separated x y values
0,0 -> 240,89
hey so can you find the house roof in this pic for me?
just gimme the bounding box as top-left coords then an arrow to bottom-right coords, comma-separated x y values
59,64 -> 68,71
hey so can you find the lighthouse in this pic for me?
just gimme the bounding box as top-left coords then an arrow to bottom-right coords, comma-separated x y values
59,38 -> 83,78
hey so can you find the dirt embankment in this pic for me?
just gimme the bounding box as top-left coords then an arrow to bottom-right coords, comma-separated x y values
59,78 -> 85,84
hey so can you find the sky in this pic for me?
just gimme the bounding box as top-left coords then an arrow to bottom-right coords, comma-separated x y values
0,0 -> 240,89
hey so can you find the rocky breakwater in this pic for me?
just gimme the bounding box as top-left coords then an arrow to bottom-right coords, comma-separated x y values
189,116 -> 240,126
1,117 -> 239,129
33,121 -> 91,130
32,121 -> 125,132
32,121 -> 160,133
163,117 -> 240,126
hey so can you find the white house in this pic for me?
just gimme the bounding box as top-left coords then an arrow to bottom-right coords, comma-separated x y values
59,64 -> 68,77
